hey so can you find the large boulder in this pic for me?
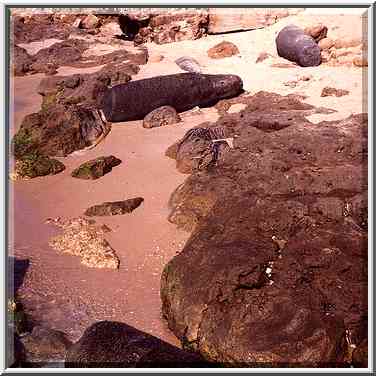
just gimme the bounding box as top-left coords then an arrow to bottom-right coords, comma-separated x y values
65,321 -> 212,367
12,103 -> 109,158
161,91 -> 368,366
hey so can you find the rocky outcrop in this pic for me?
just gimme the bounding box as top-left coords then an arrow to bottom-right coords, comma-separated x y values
65,321 -> 213,367
71,156 -> 121,180
143,106 -> 181,129
84,198 -> 144,217
207,41 -> 239,59
161,91 -> 368,366
132,10 -> 208,45
207,8 -> 295,34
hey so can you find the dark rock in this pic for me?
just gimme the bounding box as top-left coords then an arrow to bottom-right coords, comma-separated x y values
304,24 -> 328,43
276,24 -> 321,67
12,104 -> 109,158
8,328 -> 26,367
65,321 -> 212,367
161,91 -> 368,366
352,339 -> 367,367
207,41 -> 239,59
84,198 -> 144,216
37,61 -> 137,110
11,45 -> 34,76
102,73 -> 243,123
21,326 -> 72,365
143,106 -> 181,129
14,153 -> 65,179
32,39 -> 89,68
71,156 -> 122,180
321,87 -> 350,97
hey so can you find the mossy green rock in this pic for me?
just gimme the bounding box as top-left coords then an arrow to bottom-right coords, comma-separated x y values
84,197 -> 144,216
71,156 -> 122,180
14,153 -> 65,179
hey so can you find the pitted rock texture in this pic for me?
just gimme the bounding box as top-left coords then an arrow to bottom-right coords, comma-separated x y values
65,321 -> 213,368
161,91 -> 367,367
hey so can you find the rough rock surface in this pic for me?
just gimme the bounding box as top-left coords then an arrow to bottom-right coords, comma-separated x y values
207,8 -> 294,34
207,41 -> 240,59
11,45 -> 34,76
352,339 -> 368,368
37,62 -> 136,109
47,217 -> 120,269
20,326 -> 72,365
12,104 -> 110,158
161,91 -> 368,366
71,156 -> 122,180
84,198 -> 144,217
304,24 -> 328,43
13,153 -> 65,180
143,106 -> 181,129
65,321 -> 212,367
321,87 -> 350,97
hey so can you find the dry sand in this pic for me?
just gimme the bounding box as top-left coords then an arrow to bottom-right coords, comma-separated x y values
9,9 -> 368,346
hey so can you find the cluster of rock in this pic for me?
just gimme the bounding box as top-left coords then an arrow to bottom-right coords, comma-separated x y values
161,91 -> 368,367
304,23 -> 367,67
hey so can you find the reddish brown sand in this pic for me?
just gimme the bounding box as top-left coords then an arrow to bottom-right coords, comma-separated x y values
9,9 -> 367,347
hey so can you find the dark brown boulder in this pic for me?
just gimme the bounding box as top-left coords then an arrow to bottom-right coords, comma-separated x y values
65,321 -> 212,367
161,91 -> 368,366
207,41 -> 239,59
84,198 -> 144,216
71,156 -> 122,180
12,104 -> 109,158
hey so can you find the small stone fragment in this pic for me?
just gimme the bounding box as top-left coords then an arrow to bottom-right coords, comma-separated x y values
353,56 -> 368,67
84,198 -> 144,216
207,41 -> 239,59
256,52 -> 271,63
321,86 -> 350,97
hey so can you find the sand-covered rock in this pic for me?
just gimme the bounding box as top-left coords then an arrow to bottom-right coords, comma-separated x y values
304,23 -> 328,42
84,198 -> 144,217
48,217 -> 120,269
143,106 -> 181,129
65,321 -> 212,367
71,156 -> 122,180
207,41 -> 239,59
161,92 -> 368,366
